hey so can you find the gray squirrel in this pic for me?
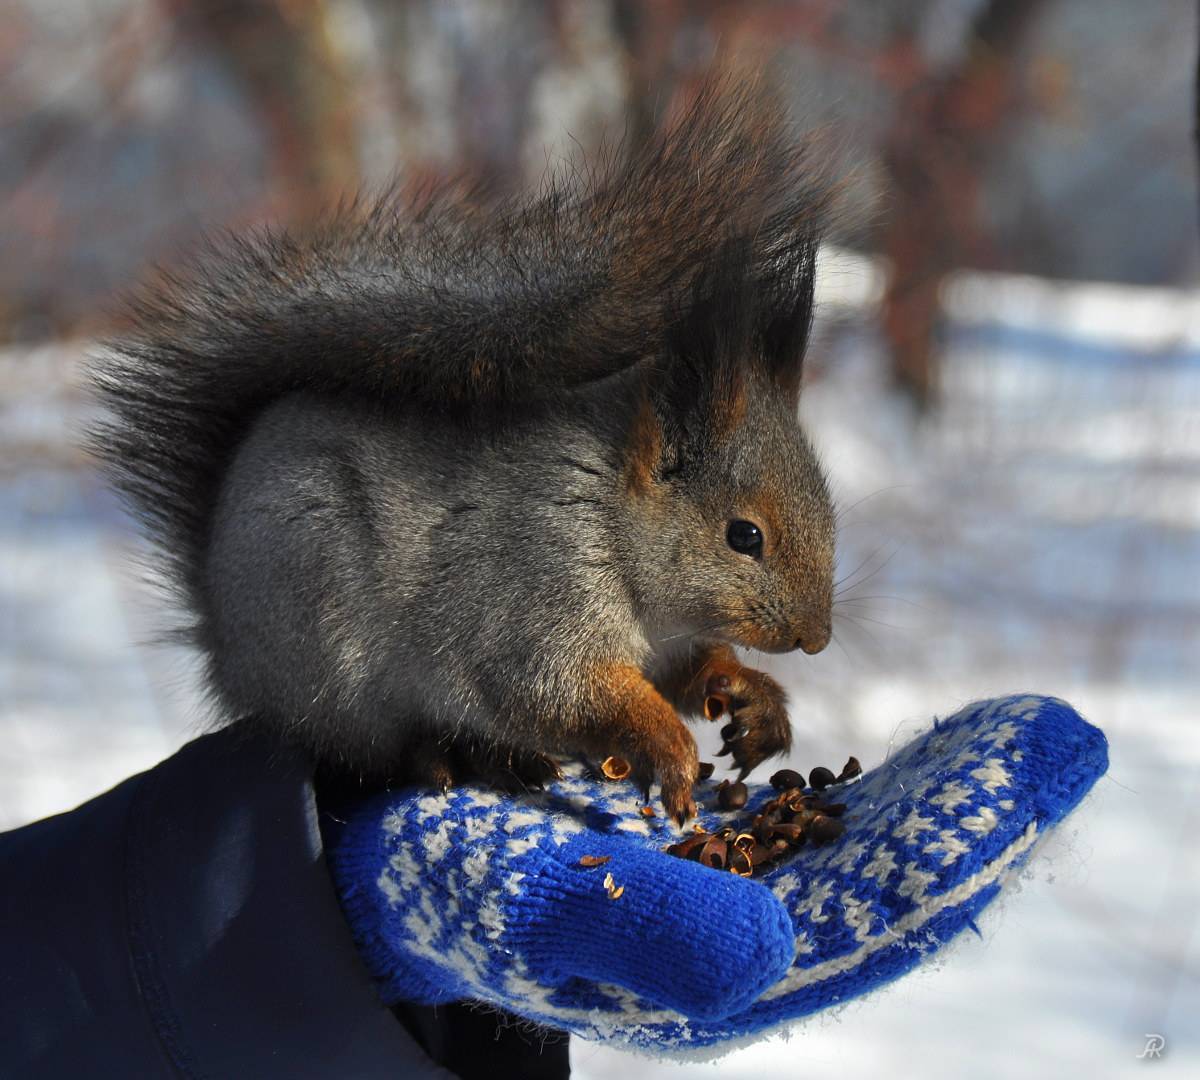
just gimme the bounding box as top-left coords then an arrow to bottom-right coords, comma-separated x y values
90,79 -> 835,823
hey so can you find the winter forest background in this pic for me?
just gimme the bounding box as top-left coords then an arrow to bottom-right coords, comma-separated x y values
1,1 -> 1197,1077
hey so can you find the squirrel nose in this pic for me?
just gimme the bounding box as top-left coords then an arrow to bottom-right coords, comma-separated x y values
796,622 -> 831,655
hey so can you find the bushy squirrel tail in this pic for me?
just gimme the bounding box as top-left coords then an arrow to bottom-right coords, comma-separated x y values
88,74 -> 831,627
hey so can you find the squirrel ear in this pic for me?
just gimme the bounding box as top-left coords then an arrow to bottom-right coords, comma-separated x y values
621,356 -> 739,491
622,390 -> 667,493
629,229 -> 817,477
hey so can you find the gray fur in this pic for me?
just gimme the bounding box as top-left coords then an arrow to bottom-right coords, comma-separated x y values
206,365 -> 833,776
90,79 -> 838,793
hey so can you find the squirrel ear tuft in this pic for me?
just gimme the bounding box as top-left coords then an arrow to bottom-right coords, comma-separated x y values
756,230 -> 820,401
649,226 -> 820,428
636,243 -> 753,472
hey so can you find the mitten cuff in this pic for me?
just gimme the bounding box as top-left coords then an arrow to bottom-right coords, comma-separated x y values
323,792 -> 466,1007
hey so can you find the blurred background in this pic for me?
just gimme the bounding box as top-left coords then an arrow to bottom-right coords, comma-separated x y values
1,1 -> 1197,1077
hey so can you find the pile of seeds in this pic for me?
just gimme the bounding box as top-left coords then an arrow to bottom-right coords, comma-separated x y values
665,757 -> 862,878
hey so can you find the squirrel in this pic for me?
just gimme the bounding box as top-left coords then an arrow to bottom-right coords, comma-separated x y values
89,78 -> 836,823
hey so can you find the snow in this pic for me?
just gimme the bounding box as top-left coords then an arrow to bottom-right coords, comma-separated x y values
1,263 -> 1197,1076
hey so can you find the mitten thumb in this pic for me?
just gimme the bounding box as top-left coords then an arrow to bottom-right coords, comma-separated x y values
503,830 -> 795,1021
324,787 -> 795,1023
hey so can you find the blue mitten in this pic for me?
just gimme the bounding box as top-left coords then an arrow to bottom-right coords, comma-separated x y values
325,694 -> 1107,1052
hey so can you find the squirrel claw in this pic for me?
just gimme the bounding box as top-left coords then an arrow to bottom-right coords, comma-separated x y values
720,720 -> 750,743
664,791 -> 697,827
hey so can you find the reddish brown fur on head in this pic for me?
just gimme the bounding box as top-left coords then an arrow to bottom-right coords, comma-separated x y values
617,223 -> 834,657
620,385 -> 834,655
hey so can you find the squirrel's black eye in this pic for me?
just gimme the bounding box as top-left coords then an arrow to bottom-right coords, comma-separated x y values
726,519 -> 764,558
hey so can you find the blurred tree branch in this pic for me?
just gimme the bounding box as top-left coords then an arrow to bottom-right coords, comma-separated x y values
3,0 -> 1190,346
162,0 -> 360,217
1195,0 -> 1200,224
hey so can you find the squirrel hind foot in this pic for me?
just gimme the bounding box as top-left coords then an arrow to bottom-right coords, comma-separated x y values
381,736 -> 563,796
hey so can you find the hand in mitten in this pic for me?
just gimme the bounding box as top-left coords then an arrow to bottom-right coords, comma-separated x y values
323,694 -> 1107,1053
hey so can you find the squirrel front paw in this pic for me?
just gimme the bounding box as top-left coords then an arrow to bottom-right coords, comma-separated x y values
707,668 -> 792,780
618,731 -> 699,826
616,735 -> 699,825
657,751 -> 700,826
585,663 -> 702,825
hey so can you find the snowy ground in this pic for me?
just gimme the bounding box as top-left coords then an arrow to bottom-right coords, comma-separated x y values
2,266 -> 1197,1077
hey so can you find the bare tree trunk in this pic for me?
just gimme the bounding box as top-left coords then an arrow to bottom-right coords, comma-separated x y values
1194,0 -> 1200,221
880,0 -> 1046,408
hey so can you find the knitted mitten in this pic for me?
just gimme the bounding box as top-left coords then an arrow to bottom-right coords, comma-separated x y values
324,694 -> 1107,1052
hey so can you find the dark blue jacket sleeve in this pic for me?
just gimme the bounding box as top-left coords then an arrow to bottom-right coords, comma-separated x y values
0,725 -> 455,1079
